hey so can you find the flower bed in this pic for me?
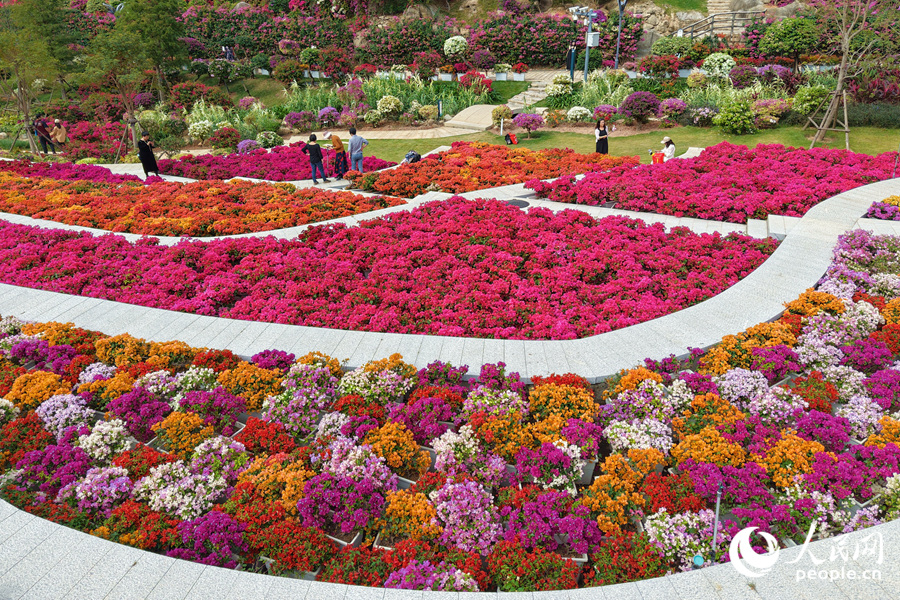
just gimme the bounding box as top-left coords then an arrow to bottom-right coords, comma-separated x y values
0,230 -> 898,590
0,198 -> 775,339
865,194 -> 900,221
158,143 -> 396,182
527,142 -> 896,224
0,172 -> 403,237
346,141 -> 639,198
0,159 -> 142,184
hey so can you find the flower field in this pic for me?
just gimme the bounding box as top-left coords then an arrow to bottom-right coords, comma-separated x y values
528,143 -> 896,224
0,172 -> 403,237
346,142 -> 640,197
158,143 -> 396,181
0,230 -> 898,591
0,159 -> 142,184
0,198 -> 775,339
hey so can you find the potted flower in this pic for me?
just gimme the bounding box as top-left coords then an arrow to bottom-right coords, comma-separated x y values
438,65 -> 455,82
494,63 -> 512,81
296,472 -> 385,546
353,63 -> 377,78
512,62 -> 529,81
513,441 -> 585,493
390,64 -> 407,79
363,421 -> 431,487
376,489 -> 442,549
454,62 -> 468,79
253,519 -> 337,579
300,47 -> 320,78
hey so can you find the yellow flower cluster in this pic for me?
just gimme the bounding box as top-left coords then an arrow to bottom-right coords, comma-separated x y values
528,414 -> 567,445
754,432 -> 826,488
671,426 -> 747,467
881,194 -> 900,207
604,367 -> 663,400
151,412 -> 215,459
783,289 -> 844,317
95,333 -> 152,368
883,298 -> 900,325
77,372 -> 135,407
528,384 -> 598,421
672,393 -> 744,439
217,363 -> 283,411
4,371 -> 69,410
364,422 -> 431,478
146,340 -> 200,371
865,416 -> 900,448
363,353 -> 417,380
473,411 -> 537,461
296,351 -> 344,378
382,490 -> 442,541
238,454 -> 315,515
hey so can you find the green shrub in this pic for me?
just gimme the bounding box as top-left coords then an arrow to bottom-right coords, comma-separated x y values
363,109 -> 383,125
713,100 -> 757,134
491,104 -> 513,127
792,85 -> 829,115
845,102 -> 900,128
418,105 -> 439,121
651,37 -> 692,56
272,60 -> 307,86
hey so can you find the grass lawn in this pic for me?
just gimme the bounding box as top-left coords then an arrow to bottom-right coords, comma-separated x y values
492,81 -> 529,103
366,126 -> 900,163
653,0 -> 707,13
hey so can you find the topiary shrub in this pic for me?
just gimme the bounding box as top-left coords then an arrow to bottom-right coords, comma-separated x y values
272,60 -> 307,86
713,100 -> 758,134
418,105 -> 439,121
701,52 -> 736,79
686,69 -> 707,89
255,131 -> 282,148
491,104 -> 513,127
376,95 -> 403,116
512,112 -> 544,138
651,36 -> 692,57
729,65 -> 759,90
566,106 -> 592,122
209,127 -> 241,151
619,91 -> 660,124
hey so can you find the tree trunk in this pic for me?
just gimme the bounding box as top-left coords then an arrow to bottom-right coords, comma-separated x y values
156,65 -> 168,104
813,49 -> 849,145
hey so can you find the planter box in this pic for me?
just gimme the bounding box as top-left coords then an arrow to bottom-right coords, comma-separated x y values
512,73 -> 525,81
397,475 -> 417,490
456,72 -> 467,79
236,411 -> 262,425
310,70 -> 320,78
552,535 -> 588,565
325,530 -> 363,548
495,72 -> 508,81
439,73 -> 453,82
430,75 -> 438,81
303,70 -> 310,78
258,556 -> 320,580
373,530 -> 396,550
578,460 -> 596,485
227,420 -> 245,439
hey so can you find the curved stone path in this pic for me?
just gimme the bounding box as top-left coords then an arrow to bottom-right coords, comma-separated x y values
0,178 -> 897,381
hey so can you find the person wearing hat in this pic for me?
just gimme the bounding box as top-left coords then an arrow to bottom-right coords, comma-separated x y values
324,131 -> 347,179
660,136 -> 675,162
137,132 -> 160,178
50,120 -> 67,148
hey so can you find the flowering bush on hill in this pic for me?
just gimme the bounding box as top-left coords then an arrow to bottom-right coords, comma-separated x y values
347,142 -> 639,197
0,198 -> 774,339
0,173 -> 403,237
528,142 -> 896,223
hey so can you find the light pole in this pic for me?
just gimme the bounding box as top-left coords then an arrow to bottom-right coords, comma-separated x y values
568,6 -> 599,82
614,0 -> 628,69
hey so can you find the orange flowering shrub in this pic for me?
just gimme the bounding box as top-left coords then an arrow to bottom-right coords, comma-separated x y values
603,367 -> 663,400
0,172 -> 404,236
77,372 -> 136,409
147,341 -> 200,371
672,393 -> 744,439
470,411 -> 537,461
700,321 -> 798,374
754,432 -> 825,488
151,412 -> 215,458
528,384 -> 598,421
783,289 -> 844,317
381,490 -> 442,542
529,414 -> 567,445
601,449 -> 665,486
364,422 -> 431,478
237,454 -> 315,515
883,298 -> 900,325
296,351 -> 344,378
21,321 -> 105,356
671,426 -> 747,467
4,371 -> 69,410
363,353 -> 417,380
865,417 -> 900,448
580,450 -> 662,534
217,362 -> 283,411
95,334 -> 152,368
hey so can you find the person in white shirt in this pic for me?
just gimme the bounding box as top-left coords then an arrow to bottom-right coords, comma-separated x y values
661,136 -> 676,162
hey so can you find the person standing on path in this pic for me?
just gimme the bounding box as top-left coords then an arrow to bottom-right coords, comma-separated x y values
302,133 -> 329,184
325,131 -> 348,179
32,115 -> 55,155
50,120 -> 67,149
348,127 -> 368,173
661,136 -> 676,162
137,132 -> 160,178
594,119 -> 608,155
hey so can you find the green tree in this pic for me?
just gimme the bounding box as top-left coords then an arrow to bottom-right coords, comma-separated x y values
9,0 -> 82,99
115,0 -> 185,101
758,17 -> 818,72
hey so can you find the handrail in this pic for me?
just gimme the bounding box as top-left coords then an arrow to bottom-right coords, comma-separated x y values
679,10 -> 765,40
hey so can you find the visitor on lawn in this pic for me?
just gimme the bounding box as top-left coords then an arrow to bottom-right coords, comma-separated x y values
50,120 -> 67,148
348,127 -> 368,173
302,133 -> 329,184
32,115 -> 55,155
325,131 -> 348,179
595,119 -> 609,155
661,136 -> 676,162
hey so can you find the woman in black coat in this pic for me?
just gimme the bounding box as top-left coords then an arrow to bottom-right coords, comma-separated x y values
594,119 -> 608,155
137,132 -> 160,177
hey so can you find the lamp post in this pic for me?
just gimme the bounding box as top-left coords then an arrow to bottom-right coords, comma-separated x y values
568,6 -> 599,82
614,0 -> 628,69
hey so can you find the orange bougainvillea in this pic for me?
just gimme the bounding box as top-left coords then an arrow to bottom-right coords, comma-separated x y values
237,453 -> 316,515
95,333 -> 152,368
363,353 -> 417,380
700,320 -> 798,374
151,412 -> 215,459
528,384 -> 598,422
147,341 -> 200,371
754,432 -> 826,488
470,411 -> 537,461
604,367 -> 663,400
381,490 -> 442,542
529,414 -> 567,446
672,393 -> 745,439
0,172 -> 404,237
21,321 -> 105,356
580,450 -> 663,534
671,426 -> 747,467
77,372 -> 135,409
883,298 -> 900,325
364,422 -> 431,479
865,417 -> 900,448
783,289 -> 845,317
296,351 -> 344,378
347,141 -> 639,198
217,363 -> 283,411
4,371 -> 69,410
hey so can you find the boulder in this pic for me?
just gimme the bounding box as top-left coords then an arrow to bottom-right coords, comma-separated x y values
729,0 -> 764,11
769,1 -> 802,18
676,11 -> 704,22
401,3 -> 435,21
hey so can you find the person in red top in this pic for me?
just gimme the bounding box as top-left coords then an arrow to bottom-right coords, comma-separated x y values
32,115 -> 55,155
